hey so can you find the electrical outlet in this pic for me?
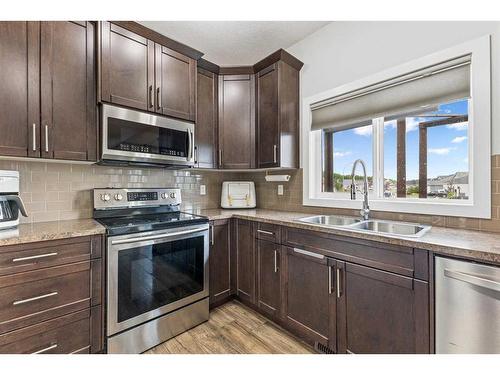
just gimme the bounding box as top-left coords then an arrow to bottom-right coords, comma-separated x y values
200,185 -> 206,195
277,185 -> 284,196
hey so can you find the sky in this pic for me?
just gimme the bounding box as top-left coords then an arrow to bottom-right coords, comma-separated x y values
331,99 -> 469,180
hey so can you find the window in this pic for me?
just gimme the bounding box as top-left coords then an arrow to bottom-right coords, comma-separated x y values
303,36 -> 491,218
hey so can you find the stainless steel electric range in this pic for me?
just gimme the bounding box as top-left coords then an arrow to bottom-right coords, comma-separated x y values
93,188 -> 209,354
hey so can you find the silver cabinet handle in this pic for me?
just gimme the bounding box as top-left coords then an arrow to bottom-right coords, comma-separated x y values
293,247 -> 325,260
111,227 -> 207,245
13,291 -> 58,306
444,269 -> 500,292
32,123 -> 36,151
273,144 -> 277,163
257,229 -> 274,236
45,125 -> 49,152
274,249 -> 278,273
13,252 -> 58,263
157,87 -> 162,110
194,146 -> 198,165
210,225 -> 214,246
32,344 -> 58,354
328,266 -> 333,294
336,268 -> 342,298
218,149 -> 222,168
149,85 -> 153,108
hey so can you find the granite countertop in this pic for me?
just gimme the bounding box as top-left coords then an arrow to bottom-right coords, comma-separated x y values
0,219 -> 106,247
190,208 -> 500,264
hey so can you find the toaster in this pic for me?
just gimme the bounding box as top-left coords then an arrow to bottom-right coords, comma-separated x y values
221,181 -> 256,209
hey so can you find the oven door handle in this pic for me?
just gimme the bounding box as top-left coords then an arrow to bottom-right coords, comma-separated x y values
111,227 -> 207,245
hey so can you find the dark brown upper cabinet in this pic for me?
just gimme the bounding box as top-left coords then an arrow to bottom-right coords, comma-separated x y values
155,45 -> 196,121
209,219 -> 231,307
256,239 -> 281,319
256,60 -> 300,168
100,22 -> 155,112
218,74 -> 255,169
0,21 -> 96,162
41,21 -> 97,161
336,261 -> 430,354
195,67 -> 218,168
0,22 -> 39,158
100,22 -> 196,122
282,246 -> 337,352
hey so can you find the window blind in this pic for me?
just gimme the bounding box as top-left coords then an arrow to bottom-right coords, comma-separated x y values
311,55 -> 471,132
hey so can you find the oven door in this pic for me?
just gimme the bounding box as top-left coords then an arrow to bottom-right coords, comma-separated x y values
101,104 -> 194,166
107,223 -> 209,336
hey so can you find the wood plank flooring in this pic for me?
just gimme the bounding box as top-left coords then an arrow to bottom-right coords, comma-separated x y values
145,301 -> 315,354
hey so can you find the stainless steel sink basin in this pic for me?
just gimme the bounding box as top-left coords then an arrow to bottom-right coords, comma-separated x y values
297,215 -> 361,226
349,220 -> 430,237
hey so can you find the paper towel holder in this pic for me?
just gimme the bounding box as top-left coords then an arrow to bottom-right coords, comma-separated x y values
264,174 -> 291,182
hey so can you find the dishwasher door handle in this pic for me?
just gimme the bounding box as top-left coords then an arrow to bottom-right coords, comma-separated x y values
444,268 -> 500,292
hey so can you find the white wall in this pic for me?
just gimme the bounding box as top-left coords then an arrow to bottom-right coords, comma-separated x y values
287,21 -> 500,154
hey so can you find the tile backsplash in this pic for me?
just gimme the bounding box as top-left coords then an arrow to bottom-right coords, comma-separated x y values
0,159 -> 236,224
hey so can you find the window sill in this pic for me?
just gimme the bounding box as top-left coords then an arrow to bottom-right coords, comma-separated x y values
303,196 -> 491,219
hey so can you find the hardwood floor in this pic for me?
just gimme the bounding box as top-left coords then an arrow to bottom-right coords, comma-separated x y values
145,301 -> 315,354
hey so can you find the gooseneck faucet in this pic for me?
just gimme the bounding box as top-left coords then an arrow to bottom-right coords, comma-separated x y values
350,159 -> 370,221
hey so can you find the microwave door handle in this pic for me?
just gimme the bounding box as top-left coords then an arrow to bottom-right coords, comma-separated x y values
5,195 -> 28,217
187,129 -> 194,161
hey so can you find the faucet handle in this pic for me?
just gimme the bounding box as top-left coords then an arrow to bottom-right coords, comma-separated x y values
350,183 -> 356,200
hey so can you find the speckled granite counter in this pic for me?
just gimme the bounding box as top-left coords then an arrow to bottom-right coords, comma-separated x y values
189,208 -> 500,264
0,219 -> 105,247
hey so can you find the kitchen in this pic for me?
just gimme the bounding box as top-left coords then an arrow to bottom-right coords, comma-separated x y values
1,1 -> 499,372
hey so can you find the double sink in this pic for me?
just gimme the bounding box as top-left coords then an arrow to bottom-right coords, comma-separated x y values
297,215 -> 431,238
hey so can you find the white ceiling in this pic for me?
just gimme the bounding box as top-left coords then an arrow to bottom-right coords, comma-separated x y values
139,21 -> 330,66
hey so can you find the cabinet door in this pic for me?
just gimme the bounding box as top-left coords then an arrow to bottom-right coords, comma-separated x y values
209,220 -> 231,306
196,68 -> 218,168
283,246 -> 336,351
336,261 -> 430,354
235,220 -> 256,304
257,239 -> 281,318
100,22 -> 154,111
40,21 -> 97,161
0,22 -> 39,158
218,75 -> 255,169
155,45 -> 196,121
257,64 -> 279,168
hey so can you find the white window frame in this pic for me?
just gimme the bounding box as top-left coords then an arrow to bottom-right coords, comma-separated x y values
302,35 -> 491,219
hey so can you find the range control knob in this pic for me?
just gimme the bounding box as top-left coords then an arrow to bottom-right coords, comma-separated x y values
101,193 -> 111,202
170,192 -> 177,199
114,193 -> 123,201
161,192 -> 167,199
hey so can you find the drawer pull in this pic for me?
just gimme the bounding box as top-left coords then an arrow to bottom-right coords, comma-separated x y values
12,252 -> 58,263
257,229 -> 274,236
293,247 -> 325,260
32,343 -> 58,354
13,291 -> 58,306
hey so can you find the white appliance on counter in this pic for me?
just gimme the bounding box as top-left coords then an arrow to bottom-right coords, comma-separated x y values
221,181 -> 256,209
0,170 -> 28,231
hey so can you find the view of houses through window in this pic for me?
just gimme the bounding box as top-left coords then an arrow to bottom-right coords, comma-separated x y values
322,98 -> 469,200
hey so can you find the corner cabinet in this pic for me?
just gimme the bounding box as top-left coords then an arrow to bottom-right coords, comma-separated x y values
0,21 -> 97,161
99,22 -> 196,122
209,219 -> 231,307
256,60 -> 300,168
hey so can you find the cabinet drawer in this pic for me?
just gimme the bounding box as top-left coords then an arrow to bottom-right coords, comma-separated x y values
255,222 -> 281,243
282,226 -> 428,279
0,309 -> 90,354
0,236 -> 98,277
0,261 -> 91,334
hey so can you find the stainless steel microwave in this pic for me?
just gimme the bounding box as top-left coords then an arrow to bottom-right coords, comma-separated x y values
100,104 -> 195,168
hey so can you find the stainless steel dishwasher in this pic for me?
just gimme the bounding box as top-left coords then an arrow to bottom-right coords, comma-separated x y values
435,256 -> 500,353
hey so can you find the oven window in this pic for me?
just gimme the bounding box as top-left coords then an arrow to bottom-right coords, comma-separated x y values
117,236 -> 205,323
107,117 -> 188,157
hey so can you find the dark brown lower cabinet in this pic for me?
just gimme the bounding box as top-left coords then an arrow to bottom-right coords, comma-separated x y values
235,220 -> 256,304
256,239 -> 281,318
336,261 -> 430,354
282,246 -> 337,352
209,219 -> 231,307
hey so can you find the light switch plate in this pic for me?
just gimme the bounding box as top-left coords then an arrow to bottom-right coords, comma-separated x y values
277,185 -> 284,196
200,185 -> 206,195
